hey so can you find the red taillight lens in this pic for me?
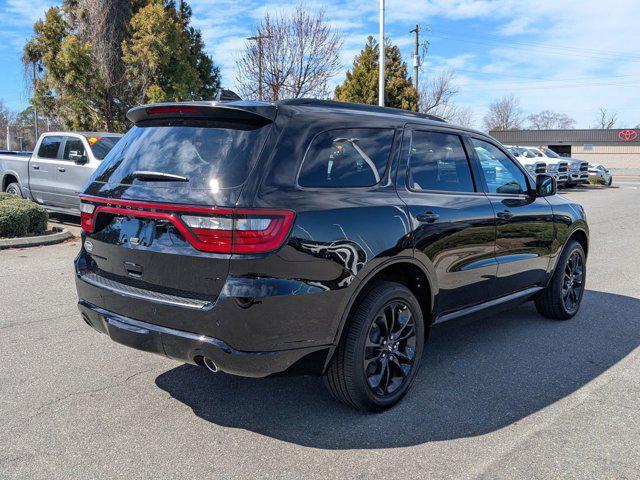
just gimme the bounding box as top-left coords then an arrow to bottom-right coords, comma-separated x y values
80,202 -> 95,232
181,210 -> 295,254
233,210 -> 296,253
182,214 -> 234,253
79,196 -> 295,254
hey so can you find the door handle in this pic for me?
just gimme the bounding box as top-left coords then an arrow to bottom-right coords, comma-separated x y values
497,210 -> 514,221
417,212 -> 439,223
32,165 -> 40,170
57,167 -> 66,172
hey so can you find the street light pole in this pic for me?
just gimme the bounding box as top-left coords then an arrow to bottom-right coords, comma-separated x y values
32,61 -> 38,141
378,0 -> 385,107
247,34 -> 271,101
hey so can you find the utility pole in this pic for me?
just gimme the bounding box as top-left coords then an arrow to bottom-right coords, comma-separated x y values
247,34 -> 271,101
411,25 -> 420,95
32,61 -> 38,141
378,0 -> 385,107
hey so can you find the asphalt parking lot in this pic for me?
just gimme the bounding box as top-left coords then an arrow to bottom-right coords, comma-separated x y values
2,180 -> 639,479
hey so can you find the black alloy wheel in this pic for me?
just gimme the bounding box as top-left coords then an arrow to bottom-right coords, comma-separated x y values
562,251 -> 584,314
535,240 -> 586,320
324,281 -> 425,412
364,301 -> 417,396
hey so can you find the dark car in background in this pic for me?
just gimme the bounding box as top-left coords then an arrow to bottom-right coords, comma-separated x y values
74,100 -> 589,411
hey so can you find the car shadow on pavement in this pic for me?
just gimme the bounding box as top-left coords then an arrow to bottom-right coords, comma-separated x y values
155,289 -> 640,449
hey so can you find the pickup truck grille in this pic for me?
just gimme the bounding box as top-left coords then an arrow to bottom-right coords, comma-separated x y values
535,163 -> 547,174
558,162 -> 569,173
579,162 -> 589,172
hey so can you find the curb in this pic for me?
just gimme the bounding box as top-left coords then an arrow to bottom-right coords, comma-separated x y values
0,227 -> 74,250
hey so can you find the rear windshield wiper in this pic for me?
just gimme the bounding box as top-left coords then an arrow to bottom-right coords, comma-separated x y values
131,171 -> 189,182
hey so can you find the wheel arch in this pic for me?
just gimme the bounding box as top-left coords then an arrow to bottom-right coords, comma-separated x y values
324,257 -> 436,372
567,227 -> 589,258
2,172 -> 20,192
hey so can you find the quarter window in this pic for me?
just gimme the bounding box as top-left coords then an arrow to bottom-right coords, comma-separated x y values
471,138 -> 529,195
298,128 -> 394,187
407,131 -> 475,192
37,136 -> 64,159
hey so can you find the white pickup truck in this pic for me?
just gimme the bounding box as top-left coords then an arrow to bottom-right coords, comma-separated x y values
0,131 -> 121,214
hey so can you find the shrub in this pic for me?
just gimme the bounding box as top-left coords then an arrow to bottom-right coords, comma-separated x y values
0,192 -> 17,202
0,196 -> 49,238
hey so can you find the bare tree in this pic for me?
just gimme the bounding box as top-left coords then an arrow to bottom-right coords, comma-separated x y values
483,94 -> 524,131
419,69 -> 458,119
451,106 -> 475,128
236,6 -> 343,100
527,110 -> 575,129
594,107 -> 618,129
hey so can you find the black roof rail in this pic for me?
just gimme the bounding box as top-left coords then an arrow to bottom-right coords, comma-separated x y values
275,98 -> 447,123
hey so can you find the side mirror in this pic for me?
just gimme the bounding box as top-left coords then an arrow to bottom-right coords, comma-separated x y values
535,174 -> 556,197
69,151 -> 87,164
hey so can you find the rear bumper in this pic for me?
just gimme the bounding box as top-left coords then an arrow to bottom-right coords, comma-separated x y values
78,300 -> 329,377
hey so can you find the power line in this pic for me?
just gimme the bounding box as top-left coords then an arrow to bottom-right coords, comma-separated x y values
428,32 -> 640,63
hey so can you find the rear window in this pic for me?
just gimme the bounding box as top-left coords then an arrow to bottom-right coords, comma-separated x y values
93,119 -> 271,190
86,136 -> 121,160
37,136 -> 64,159
298,128 -> 394,187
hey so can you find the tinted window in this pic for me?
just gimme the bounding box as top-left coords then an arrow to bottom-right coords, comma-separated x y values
93,120 -> 271,190
63,139 -> 86,160
86,135 -> 120,160
408,131 -> 475,192
298,128 -> 394,187
37,136 -> 63,159
471,138 -> 529,195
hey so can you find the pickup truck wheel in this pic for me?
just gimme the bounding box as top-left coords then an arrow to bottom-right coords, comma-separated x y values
607,177 -> 613,186
323,281 -> 424,412
535,240 -> 586,320
5,182 -> 23,198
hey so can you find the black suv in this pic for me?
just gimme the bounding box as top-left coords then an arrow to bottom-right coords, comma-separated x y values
75,99 -> 588,411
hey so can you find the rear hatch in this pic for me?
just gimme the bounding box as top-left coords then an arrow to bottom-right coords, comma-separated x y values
78,103 -> 282,310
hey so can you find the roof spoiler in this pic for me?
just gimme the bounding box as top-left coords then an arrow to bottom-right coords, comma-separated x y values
126,101 -> 277,126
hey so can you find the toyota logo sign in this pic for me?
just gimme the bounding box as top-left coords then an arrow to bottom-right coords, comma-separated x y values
618,129 -> 638,142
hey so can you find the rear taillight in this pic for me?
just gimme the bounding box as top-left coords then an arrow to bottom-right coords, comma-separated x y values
79,196 -> 295,254
233,210 -> 295,253
80,202 -> 95,232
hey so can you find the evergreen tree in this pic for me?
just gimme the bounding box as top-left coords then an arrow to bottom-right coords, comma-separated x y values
334,36 -> 418,111
22,0 -> 221,132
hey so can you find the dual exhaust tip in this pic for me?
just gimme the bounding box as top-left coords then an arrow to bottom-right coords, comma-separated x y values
202,357 -> 219,373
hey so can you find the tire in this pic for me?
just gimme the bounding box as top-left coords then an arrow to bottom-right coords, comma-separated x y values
535,240 -> 586,320
5,182 -> 23,197
607,177 -> 613,186
323,281 -> 425,412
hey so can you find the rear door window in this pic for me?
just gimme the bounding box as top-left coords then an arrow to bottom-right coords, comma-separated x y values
37,136 -> 64,159
298,128 -> 395,187
93,119 -> 271,190
407,130 -> 475,193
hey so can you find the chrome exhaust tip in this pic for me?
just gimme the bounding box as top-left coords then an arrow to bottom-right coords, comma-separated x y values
203,357 -> 218,373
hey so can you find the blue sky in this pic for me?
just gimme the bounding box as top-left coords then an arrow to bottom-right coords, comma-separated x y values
1,0 -> 640,128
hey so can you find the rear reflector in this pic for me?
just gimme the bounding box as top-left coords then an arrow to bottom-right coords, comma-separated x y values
79,196 -> 295,254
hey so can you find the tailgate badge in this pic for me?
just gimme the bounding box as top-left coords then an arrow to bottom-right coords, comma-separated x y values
84,240 -> 94,252
130,237 -> 140,245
